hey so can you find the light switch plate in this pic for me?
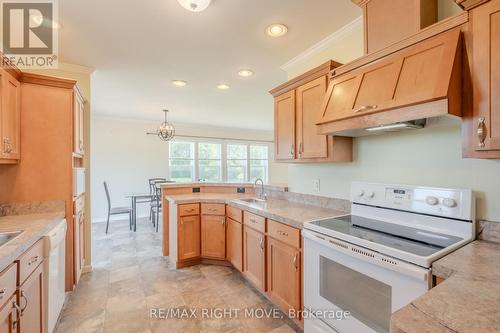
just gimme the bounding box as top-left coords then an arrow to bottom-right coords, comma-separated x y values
313,179 -> 320,192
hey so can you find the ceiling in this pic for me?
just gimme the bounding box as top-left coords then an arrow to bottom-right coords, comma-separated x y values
58,0 -> 361,130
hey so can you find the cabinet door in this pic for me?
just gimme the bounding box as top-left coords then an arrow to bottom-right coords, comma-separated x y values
274,91 -> 296,160
267,238 -> 300,313
472,0 -> 500,151
0,296 -> 18,333
74,91 -> 85,156
74,211 -> 84,284
1,70 -> 21,160
18,264 -> 44,333
296,76 -> 328,159
178,215 -> 201,261
243,226 -> 266,291
201,215 -> 226,259
226,217 -> 243,271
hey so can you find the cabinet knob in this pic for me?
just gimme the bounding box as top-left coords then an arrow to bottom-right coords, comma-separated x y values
477,117 -> 486,148
289,144 -> 294,157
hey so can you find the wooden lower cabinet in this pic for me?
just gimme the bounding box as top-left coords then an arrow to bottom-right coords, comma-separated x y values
18,263 -> 44,333
0,295 -> 18,333
243,226 -> 266,291
267,238 -> 301,314
201,215 -> 226,259
226,217 -> 243,271
178,215 -> 201,260
74,203 -> 85,284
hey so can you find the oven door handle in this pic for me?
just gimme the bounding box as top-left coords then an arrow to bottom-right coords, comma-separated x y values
302,229 -> 431,283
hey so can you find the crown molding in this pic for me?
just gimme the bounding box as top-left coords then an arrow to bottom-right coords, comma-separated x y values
280,16 -> 363,73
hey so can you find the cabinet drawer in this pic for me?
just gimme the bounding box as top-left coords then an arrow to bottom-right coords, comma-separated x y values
267,219 -> 300,249
201,203 -> 225,216
18,239 -> 44,285
178,204 -> 200,216
244,211 -> 265,233
74,195 -> 85,214
226,205 -> 242,223
0,263 -> 17,310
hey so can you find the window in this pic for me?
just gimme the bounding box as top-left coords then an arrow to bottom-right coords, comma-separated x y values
198,143 -> 222,182
227,144 -> 248,183
167,139 -> 269,183
168,142 -> 195,182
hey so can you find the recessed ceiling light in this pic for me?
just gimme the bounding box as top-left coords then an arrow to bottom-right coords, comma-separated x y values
177,0 -> 212,12
172,80 -> 187,87
217,84 -> 230,90
238,69 -> 254,77
266,24 -> 288,37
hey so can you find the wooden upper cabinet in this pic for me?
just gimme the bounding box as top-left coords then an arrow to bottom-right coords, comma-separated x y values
201,215 -> 226,260
468,0 -> 500,155
73,88 -> 85,156
0,69 -> 21,162
178,215 -> 201,261
270,61 -> 353,163
274,91 -> 296,160
356,0 -> 437,54
318,28 -> 462,134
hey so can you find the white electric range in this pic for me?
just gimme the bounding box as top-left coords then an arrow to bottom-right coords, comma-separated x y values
303,182 -> 475,333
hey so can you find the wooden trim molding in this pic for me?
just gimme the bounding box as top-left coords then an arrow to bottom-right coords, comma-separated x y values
22,73 -> 77,89
351,0 -> 371,7
269,60 -> 342,97
0,53 -> 23,81
455,0 -> 490,10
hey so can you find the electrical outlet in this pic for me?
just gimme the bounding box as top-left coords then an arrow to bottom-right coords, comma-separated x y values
313,179 -> 321,192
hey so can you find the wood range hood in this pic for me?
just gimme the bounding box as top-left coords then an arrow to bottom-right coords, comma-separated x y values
317,2 -> 463,137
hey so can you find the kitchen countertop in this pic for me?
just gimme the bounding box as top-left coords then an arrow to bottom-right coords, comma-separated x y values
391,240 -> 500,332
0,212 -> 65,273
165,193 -> 347,229
160,182 -> 288,192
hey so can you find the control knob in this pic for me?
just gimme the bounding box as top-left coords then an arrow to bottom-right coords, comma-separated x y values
442,198 -> 457,208
367,192 -> 375,198
425,196 -> 439,206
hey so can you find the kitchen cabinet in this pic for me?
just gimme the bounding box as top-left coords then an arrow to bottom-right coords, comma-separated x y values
270,61 -> 353,163
73,88 -> 85,156
318,28 -> 462,135
18,264 -> 44,333
178,215 -> 201,261
467,0 -> 500,157
0,295 -> 18,333
243,225 -> 266,291
74,196 -> 85,284
267,238 -> 301,314
0,69 -> 21,163
201,215 -> 226,260
353,0 -> 437,54
226,217 -> 243,271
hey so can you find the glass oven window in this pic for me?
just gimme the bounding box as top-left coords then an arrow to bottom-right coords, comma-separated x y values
320,256 -> 392,333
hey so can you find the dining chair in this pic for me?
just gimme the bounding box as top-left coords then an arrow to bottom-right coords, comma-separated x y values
104,181 -> 132,234
148,178 -> 166,225
151,182 -> 163,232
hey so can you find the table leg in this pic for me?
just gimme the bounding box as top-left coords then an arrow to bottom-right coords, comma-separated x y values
133,197 -> 137,232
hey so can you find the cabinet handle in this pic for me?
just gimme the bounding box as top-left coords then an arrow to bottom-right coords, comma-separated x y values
289,144 -> 294,157
0,288 -> 5,299
259,237 -> 264,251
221,218 -> 225,225
477,117 -> 486,148
20,290 -> 28,315
28,255 -> 39,266
293,253 -> 298,271
298,143 -> 302,158
353,105 -> 378,113
277,230 -> 289,237
3,138 -> 12,154
13,300 -> 21,330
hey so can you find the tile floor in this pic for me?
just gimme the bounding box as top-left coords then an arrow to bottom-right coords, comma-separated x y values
54,217 -> 300,333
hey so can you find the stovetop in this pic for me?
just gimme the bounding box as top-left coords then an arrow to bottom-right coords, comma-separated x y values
308,215 -> 464,257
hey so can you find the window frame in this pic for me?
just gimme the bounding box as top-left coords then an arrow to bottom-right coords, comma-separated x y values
167,138 -> 270,183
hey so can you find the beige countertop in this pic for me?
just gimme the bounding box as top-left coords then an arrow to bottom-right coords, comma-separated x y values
391,240 -> 500,332
0,212 -> 65,272
166,193 -> 347,229
160,182 -> 288,192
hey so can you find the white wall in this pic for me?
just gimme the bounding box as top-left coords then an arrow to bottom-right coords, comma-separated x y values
283,6 -> 500,222
91,116 -> 288,221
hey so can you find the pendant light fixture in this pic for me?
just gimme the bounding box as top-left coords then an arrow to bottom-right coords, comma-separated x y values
156,110 -> 175,141
177,0 -> 212,12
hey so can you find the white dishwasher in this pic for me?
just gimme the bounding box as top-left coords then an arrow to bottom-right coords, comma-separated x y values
44,219 -> 67,333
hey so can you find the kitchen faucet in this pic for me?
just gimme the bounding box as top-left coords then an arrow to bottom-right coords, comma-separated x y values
254,178 -> 267,201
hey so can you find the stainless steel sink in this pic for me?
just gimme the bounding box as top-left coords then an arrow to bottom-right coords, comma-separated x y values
0,231 -> 23,247
237,198 -> 266,204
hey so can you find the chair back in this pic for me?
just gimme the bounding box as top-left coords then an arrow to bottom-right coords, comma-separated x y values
103,181 -> 111,211
149,178 -> 167,199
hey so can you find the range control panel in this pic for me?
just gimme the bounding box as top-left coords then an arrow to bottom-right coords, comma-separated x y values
351,182 -> 473,221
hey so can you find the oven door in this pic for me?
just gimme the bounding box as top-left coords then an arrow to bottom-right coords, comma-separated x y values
303,229 -> 431,333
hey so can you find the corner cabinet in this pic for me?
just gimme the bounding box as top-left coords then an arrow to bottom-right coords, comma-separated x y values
0,69 -> 21,163
464,0 -> 500,158
270,61 -> 353,163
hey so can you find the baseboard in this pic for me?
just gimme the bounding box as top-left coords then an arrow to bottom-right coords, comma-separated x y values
82,265 -> 93,274
92,214 -> 149,223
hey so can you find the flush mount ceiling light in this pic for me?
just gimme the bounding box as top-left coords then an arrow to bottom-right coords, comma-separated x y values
172,80 -> 187,87
238,69 -> 254,77
266,24 -> 288,37
217,84 -> 230,90
177,0 -> 212,12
